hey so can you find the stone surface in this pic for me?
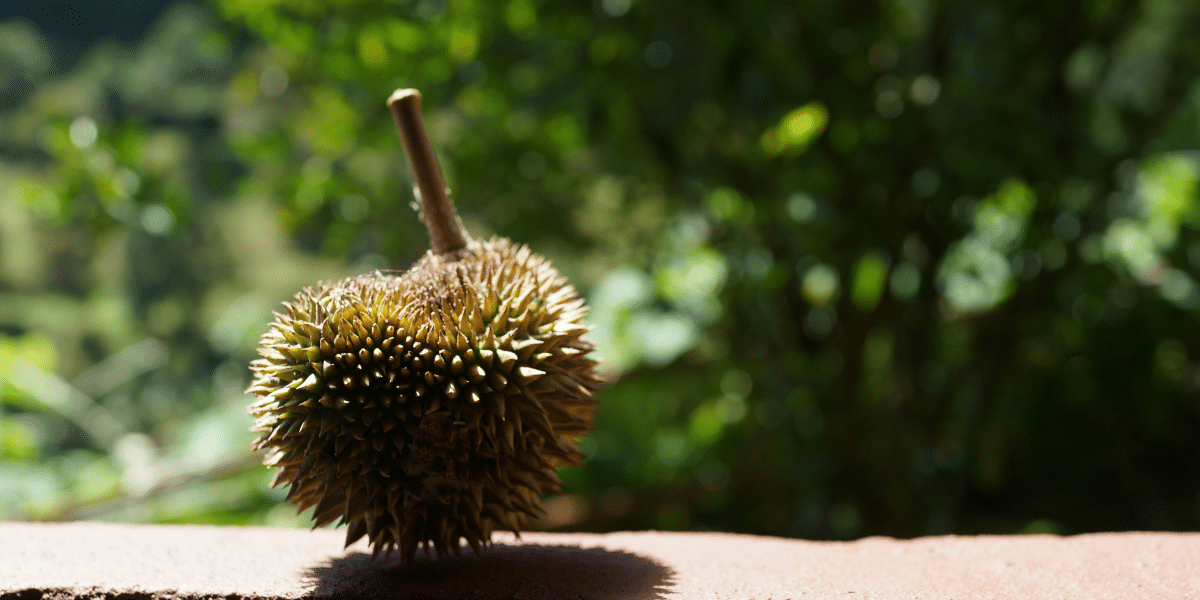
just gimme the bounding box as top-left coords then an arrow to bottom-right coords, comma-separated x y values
1,522 -> 1198,599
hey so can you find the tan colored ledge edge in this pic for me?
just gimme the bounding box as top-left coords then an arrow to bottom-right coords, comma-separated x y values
1,522 -> 1198,599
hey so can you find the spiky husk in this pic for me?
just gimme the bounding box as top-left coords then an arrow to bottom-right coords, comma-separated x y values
246,237 -> 599,560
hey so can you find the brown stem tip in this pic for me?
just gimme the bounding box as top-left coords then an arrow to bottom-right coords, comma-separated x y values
387,88 -> 469,256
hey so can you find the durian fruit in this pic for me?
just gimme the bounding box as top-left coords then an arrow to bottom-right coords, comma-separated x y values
246,89 -> 599,561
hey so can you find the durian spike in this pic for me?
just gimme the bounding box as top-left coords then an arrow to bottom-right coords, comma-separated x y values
387,88 -> 469,256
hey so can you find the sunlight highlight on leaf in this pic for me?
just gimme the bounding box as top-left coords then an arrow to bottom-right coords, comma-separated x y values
761,102 -> 829,155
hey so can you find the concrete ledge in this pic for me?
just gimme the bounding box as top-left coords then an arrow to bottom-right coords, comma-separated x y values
1,523 -> 1198,599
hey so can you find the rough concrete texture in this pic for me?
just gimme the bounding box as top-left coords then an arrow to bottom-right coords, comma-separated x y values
1,523 -> 1198,599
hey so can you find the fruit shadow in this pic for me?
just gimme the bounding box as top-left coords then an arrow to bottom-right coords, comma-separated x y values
305,542 -> 675,599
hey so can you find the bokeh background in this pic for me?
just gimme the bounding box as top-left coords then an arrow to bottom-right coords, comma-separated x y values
2,0 -> 1199,539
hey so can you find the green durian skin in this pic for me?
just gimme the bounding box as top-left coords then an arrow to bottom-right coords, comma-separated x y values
246,237 -> 599,561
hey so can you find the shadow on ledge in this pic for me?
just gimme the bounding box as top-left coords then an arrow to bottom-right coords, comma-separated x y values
306,543 -> 675,599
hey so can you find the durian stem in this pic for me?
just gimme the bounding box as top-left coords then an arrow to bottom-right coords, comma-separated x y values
387,89 -> 469,255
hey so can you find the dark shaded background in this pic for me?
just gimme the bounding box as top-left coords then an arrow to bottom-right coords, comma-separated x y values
1,0 -> 1198,539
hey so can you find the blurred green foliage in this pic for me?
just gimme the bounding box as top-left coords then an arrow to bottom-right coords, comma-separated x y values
2,0 -> 1200,538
